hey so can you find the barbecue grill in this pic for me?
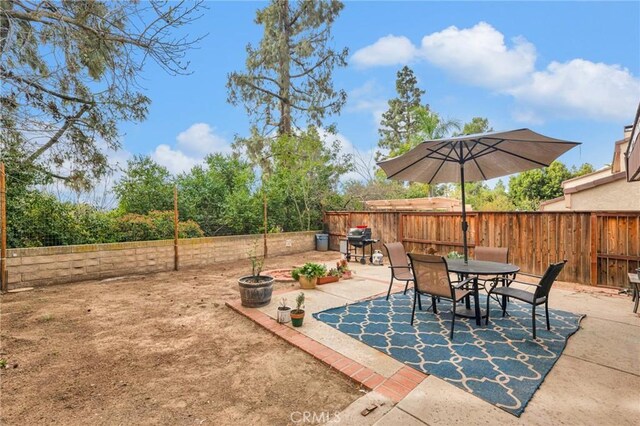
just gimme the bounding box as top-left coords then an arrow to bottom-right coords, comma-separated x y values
345,227 -> 378,264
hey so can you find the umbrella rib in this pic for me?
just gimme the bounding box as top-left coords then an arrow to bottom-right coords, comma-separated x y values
427,144 -> 457,184
384,141 -> 453,179
474,140 -> 551,167
464,142 -> 488,180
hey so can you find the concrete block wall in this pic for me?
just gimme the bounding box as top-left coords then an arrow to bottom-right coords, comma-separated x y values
6,231 -> 318,289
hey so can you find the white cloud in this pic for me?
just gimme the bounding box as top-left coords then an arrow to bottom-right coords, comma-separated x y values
507,59 -> 640,122
318,129 -> 376,183
352,35 -> 418,67
151,123 -> 232,175
346,80 -> 388,127
352,22 -> 640,122
420,22 -> 536,89
151,144 -> 201,175
176,123 -> 231,155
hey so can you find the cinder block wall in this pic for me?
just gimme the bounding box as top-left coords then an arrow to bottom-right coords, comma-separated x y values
7,231 -> 319,289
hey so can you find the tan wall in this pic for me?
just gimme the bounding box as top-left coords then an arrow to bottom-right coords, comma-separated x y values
541,179 -> 640,211
7,231 -> 318,289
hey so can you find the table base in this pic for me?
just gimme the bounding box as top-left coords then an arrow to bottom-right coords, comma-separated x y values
455,307 -> 487,319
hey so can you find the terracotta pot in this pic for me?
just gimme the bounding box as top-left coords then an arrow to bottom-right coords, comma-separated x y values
290,309 -> 305,327
317,276 -> 339,285
238,275 -> 274,308
298,276 -> 318,289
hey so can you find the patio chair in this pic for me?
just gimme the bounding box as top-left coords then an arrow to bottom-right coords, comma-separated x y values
383,242 -> 414,300
486,260 -> 567,339
474,246 -> 511,294
408,253 -> 474,339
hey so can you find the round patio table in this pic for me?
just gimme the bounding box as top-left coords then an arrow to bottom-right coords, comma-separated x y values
446,259 -> 520,326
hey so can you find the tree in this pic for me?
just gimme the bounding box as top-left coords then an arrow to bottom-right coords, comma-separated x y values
268,127 -> 351,230
457,117 -> 492,136
227,0 -> 348,252
177,154 -> 261,236
508,161 -> 595,210
114,156 -> 174,215
227,0 -> 348,137
0,0 -> 205,188
376,66 -> 425,160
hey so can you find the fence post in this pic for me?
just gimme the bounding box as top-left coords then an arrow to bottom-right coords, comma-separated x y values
174,185 -> 179,271
0,163 -> 7,292
590,212 -> 598,285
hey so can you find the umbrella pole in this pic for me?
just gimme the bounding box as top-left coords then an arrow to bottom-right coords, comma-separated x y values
460,164 -> 469,264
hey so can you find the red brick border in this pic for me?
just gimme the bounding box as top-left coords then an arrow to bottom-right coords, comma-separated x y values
225,298 -> 427,403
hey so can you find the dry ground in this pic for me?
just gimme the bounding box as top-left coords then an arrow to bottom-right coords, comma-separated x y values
0,251 -> 361,425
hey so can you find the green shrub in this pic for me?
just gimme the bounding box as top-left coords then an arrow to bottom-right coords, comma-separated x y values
291,262 -> 327,280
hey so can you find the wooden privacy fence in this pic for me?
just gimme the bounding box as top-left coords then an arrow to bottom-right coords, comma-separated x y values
324,211 -> 640,288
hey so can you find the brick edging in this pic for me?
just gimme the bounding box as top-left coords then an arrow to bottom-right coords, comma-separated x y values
225,299 -> 427,402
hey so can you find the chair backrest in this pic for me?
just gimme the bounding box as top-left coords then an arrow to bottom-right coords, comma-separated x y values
407,253 -> 453,298
535,260 -> 567,298
384,242 -> 409,269
475,246 -> 508,263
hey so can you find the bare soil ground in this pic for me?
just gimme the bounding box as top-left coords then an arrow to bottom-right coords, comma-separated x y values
0,251 -> 361,425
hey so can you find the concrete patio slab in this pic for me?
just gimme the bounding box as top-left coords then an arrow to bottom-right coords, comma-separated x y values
373,407 -> 426,426
563,316 -> 639,375
331,391 -> 394,426
314,277 -> 389,301
547,288 -> 638,326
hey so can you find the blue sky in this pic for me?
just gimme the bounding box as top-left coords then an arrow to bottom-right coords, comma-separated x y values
117,1 -> 640,179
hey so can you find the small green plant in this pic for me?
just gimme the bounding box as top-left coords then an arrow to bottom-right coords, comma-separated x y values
279,297 -> 289,309
328,268 -> 341,277
336,259 -> 351,274
0,359 -> 6,369
447,251 -> 464,259
248,240 -> 264,278
292,292 -> 305,313
291,262 -> 327,280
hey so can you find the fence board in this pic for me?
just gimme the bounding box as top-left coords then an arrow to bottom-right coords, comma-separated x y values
324,210 -> 640,287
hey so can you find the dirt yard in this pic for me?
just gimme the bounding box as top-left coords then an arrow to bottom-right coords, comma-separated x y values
0,251 -> 362,425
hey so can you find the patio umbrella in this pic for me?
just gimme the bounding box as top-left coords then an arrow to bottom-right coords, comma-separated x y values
377,128 -> 580,263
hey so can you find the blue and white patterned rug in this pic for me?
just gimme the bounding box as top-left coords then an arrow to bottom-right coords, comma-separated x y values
313,291 -> 584,416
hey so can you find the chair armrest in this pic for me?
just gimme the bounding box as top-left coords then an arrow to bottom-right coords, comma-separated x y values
388,266 -> 411,269
503,278 -> 541,287
452,277 -> 475,289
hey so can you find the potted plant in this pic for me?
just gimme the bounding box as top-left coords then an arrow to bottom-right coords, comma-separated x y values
291,262 -> 327,289
277,297 -> 291,324
447,251 -> 464,260
317,267 -> 340,285
238,245 -> 274,308
337,259 -> 353,279
290,292 -> 305,327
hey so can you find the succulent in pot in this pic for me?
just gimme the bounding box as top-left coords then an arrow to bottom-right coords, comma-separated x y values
336,259 -> 353,279
277,298 -> 292,324
290,292 -> 305,327
291,262 -> 327,289
238,244 -> 274,308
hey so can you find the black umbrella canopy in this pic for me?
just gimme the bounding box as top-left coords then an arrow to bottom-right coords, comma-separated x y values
377,128 -> 580,184
377,128 -> 580,263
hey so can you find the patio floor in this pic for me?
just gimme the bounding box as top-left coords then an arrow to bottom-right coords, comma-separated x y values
228,261 -> 640,425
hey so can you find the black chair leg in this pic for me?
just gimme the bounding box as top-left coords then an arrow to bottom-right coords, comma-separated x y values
485,292 -> 491,325
501,295 -> 507,317
403,280 -> 410,295
634,288 -> 639,313
386,277 -> 394,300
545,301 -> 550,330
411,290 -> 418,325
532,304 -> 537,339
450,301 -> 456,340
432,296 -> 438,314
417,292 -> 423,311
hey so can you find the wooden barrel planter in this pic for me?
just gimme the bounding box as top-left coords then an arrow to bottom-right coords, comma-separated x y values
238,275 -> 275,308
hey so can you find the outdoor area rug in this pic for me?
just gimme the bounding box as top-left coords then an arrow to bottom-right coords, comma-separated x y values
313,291 -> 584,416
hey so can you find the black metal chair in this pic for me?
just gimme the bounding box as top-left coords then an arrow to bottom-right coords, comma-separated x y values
408,253 -> 475,340
383,242 -> 414,300
486,260 -> 567,339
